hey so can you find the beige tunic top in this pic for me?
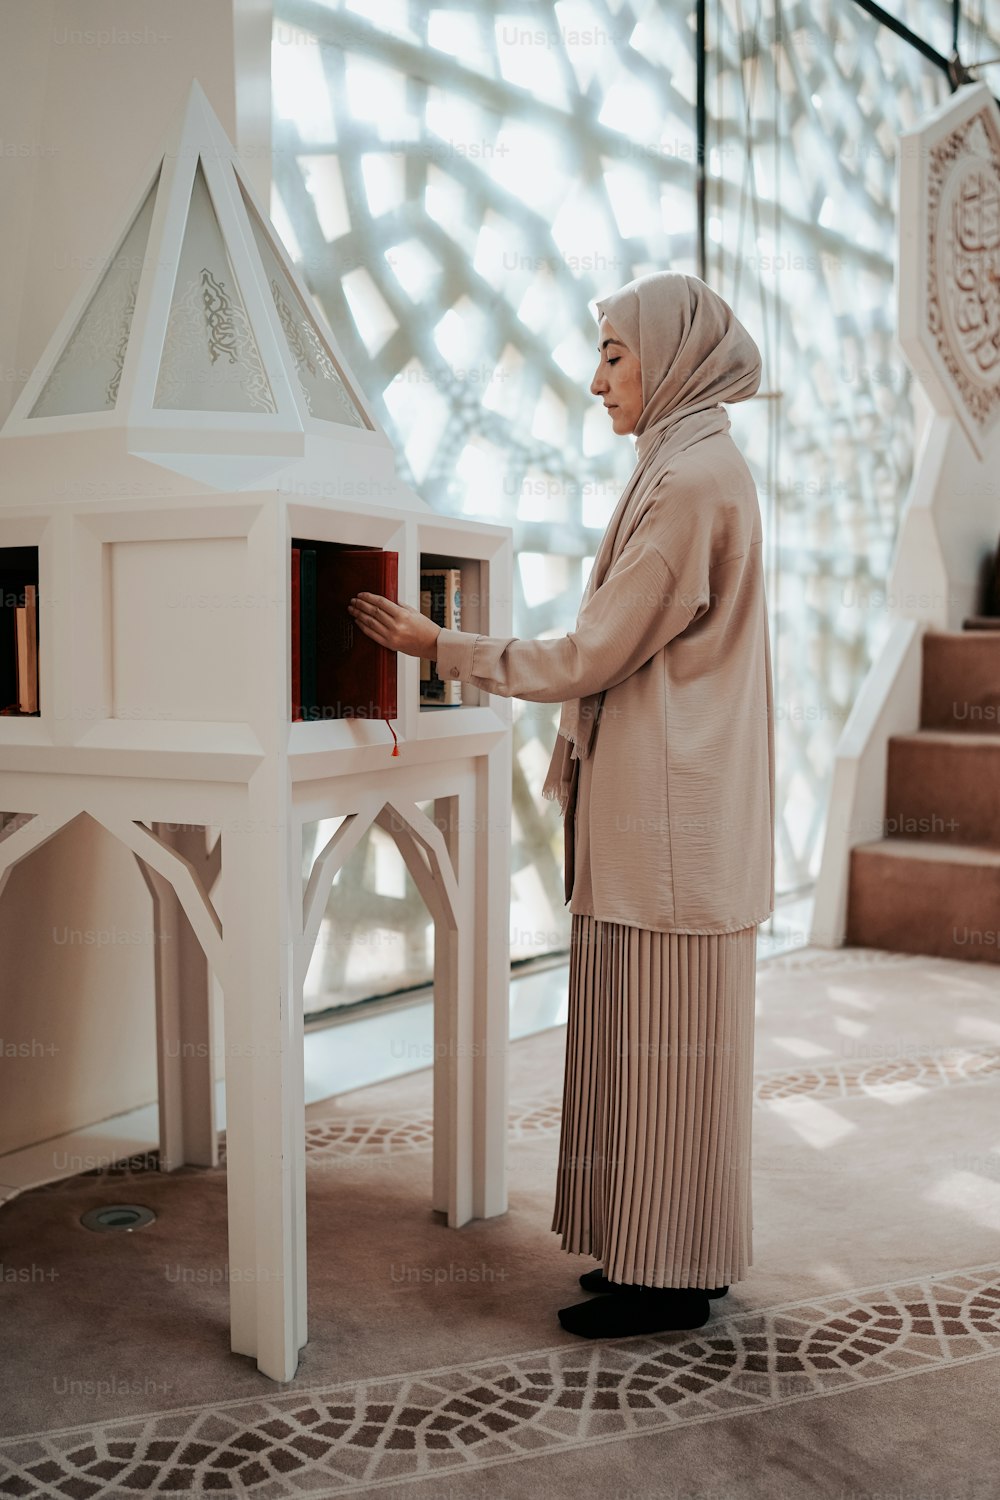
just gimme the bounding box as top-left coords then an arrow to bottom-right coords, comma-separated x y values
434,426 -> 776,935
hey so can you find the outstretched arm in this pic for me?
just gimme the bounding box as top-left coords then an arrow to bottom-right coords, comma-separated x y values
350,535 -> 709,704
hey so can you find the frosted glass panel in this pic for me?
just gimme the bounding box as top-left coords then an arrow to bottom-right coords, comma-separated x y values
29,174 -> 159,418
154,160 -> 276,413
240,182 -> 367,427
272,0 -> 1000,1012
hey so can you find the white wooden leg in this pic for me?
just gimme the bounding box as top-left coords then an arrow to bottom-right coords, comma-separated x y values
173,825 -> 219,1167
290,814 -> 308,1352
431,787 -> 477,1228
424,793 -> 467,1224
142,824 -> 218,1172
454,780 -> 482,1227
144,862 -> 185,1173
218,823 -> 261,1362
474,737 -> 511,1219
429,795 -> 452,1218
220,811 -> 305,1382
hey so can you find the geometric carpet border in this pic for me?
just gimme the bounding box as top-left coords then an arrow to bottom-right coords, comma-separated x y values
26,1044 -> 1000,1186
2,1262 -> 998,1498
295,1044 -> 1000,1161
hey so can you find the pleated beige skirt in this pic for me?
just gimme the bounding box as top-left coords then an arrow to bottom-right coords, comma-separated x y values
551,912 -> 757,1289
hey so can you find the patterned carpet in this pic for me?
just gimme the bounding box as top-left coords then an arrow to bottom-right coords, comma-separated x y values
1,945 -> 999,1499
4,1265 -> 1000,1496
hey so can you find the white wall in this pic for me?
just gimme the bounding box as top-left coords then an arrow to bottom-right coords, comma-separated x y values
0,0 -> 272,1154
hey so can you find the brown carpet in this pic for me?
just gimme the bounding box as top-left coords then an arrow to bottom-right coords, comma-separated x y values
1,944 -> 999,1498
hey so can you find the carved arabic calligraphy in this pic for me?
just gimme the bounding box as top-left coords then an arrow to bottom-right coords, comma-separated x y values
927,109 -> 1000,442
949,168 -> 1000,375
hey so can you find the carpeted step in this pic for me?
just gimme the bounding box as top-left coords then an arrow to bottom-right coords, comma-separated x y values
846,838 -> 1000,963
921,630 -> 1000,732
885,731 -> 1000,846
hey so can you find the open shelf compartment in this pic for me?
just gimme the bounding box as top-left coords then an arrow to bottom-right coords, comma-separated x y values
0,545 -> 40,718
419,550 -> 488,711
291,532 -> 399,726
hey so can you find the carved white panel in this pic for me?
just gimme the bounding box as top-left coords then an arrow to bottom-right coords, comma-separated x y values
900,84 -> 1000,457
109,537 -> 251,722
931,112 -> 1000,440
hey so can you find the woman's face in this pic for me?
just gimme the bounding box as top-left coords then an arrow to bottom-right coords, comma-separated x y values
591,315 -> 644,434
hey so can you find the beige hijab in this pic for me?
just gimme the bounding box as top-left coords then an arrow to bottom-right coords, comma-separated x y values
541,271 -> 762,816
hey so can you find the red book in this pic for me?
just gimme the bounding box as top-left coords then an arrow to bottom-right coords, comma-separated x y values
291,546 -> 302,721
314,546 -> 398,721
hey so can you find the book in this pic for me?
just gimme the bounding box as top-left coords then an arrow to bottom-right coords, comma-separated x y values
314,546 -> 397,721
419,587 -> 433,689
420,567 -> 462,705
0,557 -> 39,715
291,540 -> 398,725
300,547 -> 318,719
291,546 -> 302,721
15,584 -> 38,713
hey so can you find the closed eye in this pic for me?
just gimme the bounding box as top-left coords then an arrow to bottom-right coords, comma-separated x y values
607,357 -> 620,365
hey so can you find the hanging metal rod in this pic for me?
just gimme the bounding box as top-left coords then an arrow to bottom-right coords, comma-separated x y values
696,0 -> 998,276
848,0 -> 999,103
849,0 -> 962,81
696,0 -> 707,282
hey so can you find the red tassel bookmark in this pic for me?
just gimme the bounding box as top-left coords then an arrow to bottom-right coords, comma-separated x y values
385,719 -> 399,756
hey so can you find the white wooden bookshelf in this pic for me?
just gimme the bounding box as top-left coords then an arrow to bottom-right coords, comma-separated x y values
0,81 -> 514,1382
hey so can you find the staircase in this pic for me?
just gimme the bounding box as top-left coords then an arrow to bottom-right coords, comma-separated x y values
846,628 -> 1000,964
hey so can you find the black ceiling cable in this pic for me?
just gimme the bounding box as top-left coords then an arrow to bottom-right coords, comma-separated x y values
848,0 -> 999,103
697,0 -> 708,281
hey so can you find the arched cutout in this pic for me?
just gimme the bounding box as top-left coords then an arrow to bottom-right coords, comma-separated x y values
93,813 -> 225,988
298,796 -> 461,987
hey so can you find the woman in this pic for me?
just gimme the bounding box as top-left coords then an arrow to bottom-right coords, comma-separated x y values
349,271 -> 775,1340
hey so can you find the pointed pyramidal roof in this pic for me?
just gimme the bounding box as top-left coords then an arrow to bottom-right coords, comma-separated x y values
1,80 -> 402,491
